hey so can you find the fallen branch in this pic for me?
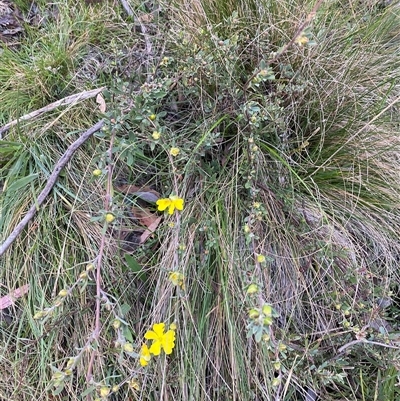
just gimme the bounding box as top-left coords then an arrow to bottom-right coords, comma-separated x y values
0,87 -> 105,138
0,120 -> 104,258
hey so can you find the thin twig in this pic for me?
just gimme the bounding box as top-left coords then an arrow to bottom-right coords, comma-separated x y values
0,87 -> 105,138
119,0 -> 133,16
337,338 -> 400,355
85,130 -> 115,393
0,120 -> 104,258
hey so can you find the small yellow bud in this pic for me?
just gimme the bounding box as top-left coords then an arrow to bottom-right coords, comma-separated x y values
170,147 -> 180,157
273,361 -> 281,370
262,333 -> 271,342
170,323 -> 177,331
149,114 -> 156,121
262,304 -> 272,316
272,377 -> 281,387
112,319 -> 121,330
52,372 -> 64,380
34,311 -> 46,320
278,343 -> 287,352
335,303 -> 342,310
64,369 -> 72,376
129,379 -> 140,390
86,263 -> 95,272
92,169 -> 102,177
66,358 -> 75,368
112,385 -> 120,393
123,342 -> 134,353
58,289 -> 68,297
79,271 -> 88,279
248,309 -> 260,319
105,213 -> 115,223
246,284 -> 259,295
263,316 -> 273,326
152,131 -> 161,140
99,386 -> 110,398
244,224 -> 251,234
257,254 -> 266,263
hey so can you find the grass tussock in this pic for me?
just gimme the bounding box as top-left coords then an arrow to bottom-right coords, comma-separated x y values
1,0 -> 400,400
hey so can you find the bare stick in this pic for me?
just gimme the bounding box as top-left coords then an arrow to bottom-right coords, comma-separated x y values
0,87 -> 105,138
119,0 -> 133,16
0,120 -> 104,258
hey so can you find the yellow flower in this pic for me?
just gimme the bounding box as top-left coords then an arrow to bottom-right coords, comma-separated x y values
169,271 -> 185,289
170,147 -> 180,156
246,284 -> 259,295
123,342 -> 134,353
295,34 -> 309,46
257,254 -> 266,263
144,323 -> 176,355
139,343 -> 151,367
105,213 -> 115,223
99,386 -> 110,398
156,195 -> 184,215
152,131 -> 161,140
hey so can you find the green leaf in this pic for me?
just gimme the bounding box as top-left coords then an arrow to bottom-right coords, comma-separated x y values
6,173 -> 39,193
52,382 -> 66,396
124,254 -> 147,281
80,385 -> 97,398
123,325 -> 135,343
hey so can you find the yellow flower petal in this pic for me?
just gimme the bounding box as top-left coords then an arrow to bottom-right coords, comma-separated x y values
149,341 -> 162,356
156,198 -> 172,212
168,202 -> 175,215
170,196 -> 184,211
139,344 -> 151,366
162,330 -> 176,355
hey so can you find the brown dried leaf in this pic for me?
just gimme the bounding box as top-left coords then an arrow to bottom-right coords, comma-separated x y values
140,217 -> 162,244
96,93 -> 106,113
0,284 -> 30,309
131,207 -> 159,228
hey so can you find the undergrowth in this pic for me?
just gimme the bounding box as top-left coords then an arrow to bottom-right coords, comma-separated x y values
1,0 -> 400,400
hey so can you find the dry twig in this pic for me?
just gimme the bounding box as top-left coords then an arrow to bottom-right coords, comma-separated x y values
0,87 -> 105,138
0,120 -> 104,258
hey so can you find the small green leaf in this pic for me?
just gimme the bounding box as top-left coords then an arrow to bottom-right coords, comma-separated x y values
52,382 -> 66,396
80,385 -> 97,398
124,254 -> 147,281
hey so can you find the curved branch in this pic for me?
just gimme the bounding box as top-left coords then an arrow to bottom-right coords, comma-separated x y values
0,120 -> 104,258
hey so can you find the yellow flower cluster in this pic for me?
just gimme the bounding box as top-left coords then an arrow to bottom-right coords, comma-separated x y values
169,271 -> 185,289
139,323 -> 176,367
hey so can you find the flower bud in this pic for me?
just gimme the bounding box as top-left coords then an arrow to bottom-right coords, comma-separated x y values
105,213 -> 115,223
58,289 -> 68,297
99,386 -> 110,398
246,284 -> 259,295
262,304 -> 272,316
248,309 -> 260,319
123,342 -> 134,353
